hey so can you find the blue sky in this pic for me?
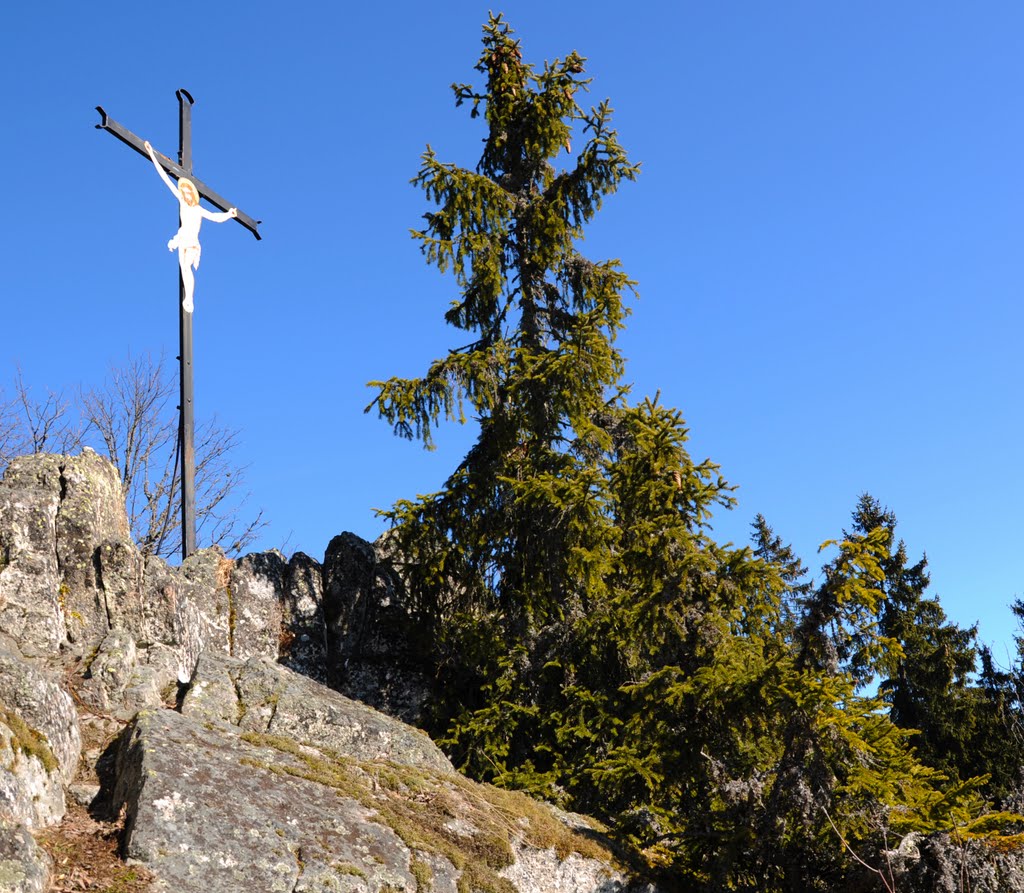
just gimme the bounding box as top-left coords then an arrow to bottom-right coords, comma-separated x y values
5,3 -> 1023,658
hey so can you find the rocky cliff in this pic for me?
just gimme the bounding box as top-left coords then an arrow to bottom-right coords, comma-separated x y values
0,451 -> 648,893
0,451 -> 1020,893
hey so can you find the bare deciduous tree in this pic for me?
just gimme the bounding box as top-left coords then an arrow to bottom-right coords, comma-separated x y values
0,368 -> 83,466
0,354 -> 265,560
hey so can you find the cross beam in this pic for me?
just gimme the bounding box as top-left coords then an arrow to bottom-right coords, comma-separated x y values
95,89 -> 260,560
95,104 -> 262,240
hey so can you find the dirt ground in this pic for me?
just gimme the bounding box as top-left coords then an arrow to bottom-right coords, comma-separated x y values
34,695 -> 155,893
37,799 -> 153,893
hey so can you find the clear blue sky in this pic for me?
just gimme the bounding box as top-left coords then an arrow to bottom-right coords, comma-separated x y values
4,3 -> 1023,659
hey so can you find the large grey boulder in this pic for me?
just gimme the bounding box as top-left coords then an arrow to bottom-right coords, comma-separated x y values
114,709 -> 421,893
0,453 -> 434,731
228,551 -> 287,659
53,449 -> 132,647
0,453 -> 294,693
278,551 -> 327,682
182,651 -> 453,774
0,644 -> 76,893
322,532 -> 432,725
0,455 -> 67,657
0,450 -> 136,653
0,712 -> 64,830
112,707 -> 639,893
0,647 -> 80,788
79,541 -> 291,719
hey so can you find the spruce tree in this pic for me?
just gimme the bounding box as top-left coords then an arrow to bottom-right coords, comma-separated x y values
842,495 -> 986,780
367,13 -> 783,870
369,18 -> 1018,888
368,10 -> 646,750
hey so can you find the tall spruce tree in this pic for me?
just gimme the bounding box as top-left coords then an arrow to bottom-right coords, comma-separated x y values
369,18 -> 1017,888
368,10 -> 647,743
841,496 -> 987,780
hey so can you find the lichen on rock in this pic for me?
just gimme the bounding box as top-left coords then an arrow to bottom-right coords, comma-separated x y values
0,817 -> 51,893
112,708 -> 636,893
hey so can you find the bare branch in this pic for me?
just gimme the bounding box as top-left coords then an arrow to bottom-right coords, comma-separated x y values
1,354 -> 266,561
12,367 -> 83,457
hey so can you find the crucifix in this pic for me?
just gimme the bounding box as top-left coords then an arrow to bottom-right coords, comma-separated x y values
95,89 -> 261,561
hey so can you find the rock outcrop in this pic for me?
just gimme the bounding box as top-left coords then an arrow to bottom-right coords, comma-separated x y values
0,452 -> 653,893
889,832 -> 1024,893
322,532 -> 432,726
181,652 -> 453,774
7,449 -> 1021,893
0,643 -> 79,827
112,707 -> 631,893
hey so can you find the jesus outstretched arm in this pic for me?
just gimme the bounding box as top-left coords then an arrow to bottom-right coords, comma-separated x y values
143,140 -> 182,201
200,206 -> 238,224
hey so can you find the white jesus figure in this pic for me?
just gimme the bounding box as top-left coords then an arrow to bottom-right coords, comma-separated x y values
144,140 -> 237,313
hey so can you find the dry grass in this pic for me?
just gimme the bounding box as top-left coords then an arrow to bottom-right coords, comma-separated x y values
240,730 -> 618,893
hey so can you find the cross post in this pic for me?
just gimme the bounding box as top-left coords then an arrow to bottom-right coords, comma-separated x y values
95,90 -> 261,561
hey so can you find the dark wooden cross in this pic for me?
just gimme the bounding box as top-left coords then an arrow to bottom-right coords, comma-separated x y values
95,89 -> 261,561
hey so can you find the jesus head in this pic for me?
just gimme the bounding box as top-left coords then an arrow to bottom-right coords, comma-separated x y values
178,179 -> 199,207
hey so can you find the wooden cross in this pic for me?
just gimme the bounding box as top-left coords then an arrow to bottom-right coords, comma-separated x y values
96,89 -> 261,560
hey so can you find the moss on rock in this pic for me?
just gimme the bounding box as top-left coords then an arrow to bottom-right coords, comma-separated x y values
0,703 -> 58,773
239,725 -> 617,893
